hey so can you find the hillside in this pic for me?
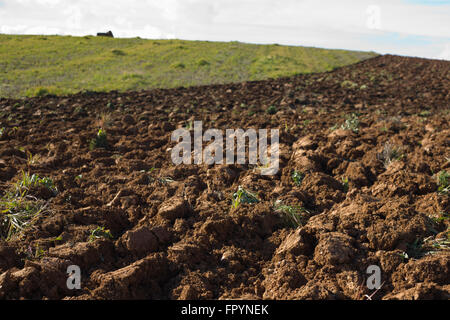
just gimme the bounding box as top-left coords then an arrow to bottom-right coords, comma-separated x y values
0,34 -> 377,98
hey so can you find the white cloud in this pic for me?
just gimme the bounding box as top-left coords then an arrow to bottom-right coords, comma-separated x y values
36,0 -> 61,6
0,0 -> 449,60
0,24 -> 28,34
151,0 -> 179,21
63,5 -> 83,29
437,44 -> 450,60
26,25 -> 61,34
0,24 -> 60,35
114,25 -> 175,39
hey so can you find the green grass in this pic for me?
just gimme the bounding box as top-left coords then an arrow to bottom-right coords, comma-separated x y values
342,177 -> 349,193
437,170 -> 449,194
406,231 -> 450,258
89,128 -> 108,150
292,170 -> 304,186
273,200 -> 309,228
232,185 -> 260,209
330,113 -> 360,133
340,113 -> 360,133
0,34 -> 378,98
88,226 -> 113,242
266,105 -> 278,115
0,197 -> 49,240
12,171 -> 58,197
0,171 -> 56,240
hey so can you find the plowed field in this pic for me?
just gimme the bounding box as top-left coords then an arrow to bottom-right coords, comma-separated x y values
0,54 -> 449,300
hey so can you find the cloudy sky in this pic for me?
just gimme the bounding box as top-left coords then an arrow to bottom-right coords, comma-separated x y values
0,0 -> 449,60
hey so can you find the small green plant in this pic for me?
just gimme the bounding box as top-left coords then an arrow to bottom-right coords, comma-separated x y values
184,121 -> 193,130
406,238 -> 424,259
377,142 -> 403,168
432,211 -> 449,224
437,170 -> 449,194
0,127 -> 4,138
398,252 -> 409,261
341,80 -> 358,89
329,123 -> 339,131
292,170 -> 304,186
52,235 -> 63,243
341,113 -> 360,133
12,171 -> 58,197
232,186 -> 259,209
273,200 -> 309,228
419,110 -> 431,117
107,102 -> 116,110
89,226 -> 113,242
34,245 -> 46,259
89,128 -> 108,150
26,152 -> 41,166
342,177 -> 349,192
266,105 -> 277,115
73,105 -> 87,116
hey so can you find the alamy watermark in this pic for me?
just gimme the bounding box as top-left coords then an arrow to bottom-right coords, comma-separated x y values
66,265 -> 81,290
366,265 -> 381,290
170,121 -> 280,175
362,265 -> 385,300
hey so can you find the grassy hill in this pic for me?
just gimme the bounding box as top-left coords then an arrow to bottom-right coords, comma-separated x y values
0,34 -> 378,98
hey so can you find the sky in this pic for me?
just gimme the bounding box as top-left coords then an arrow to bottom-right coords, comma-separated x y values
0,0 -> 449,60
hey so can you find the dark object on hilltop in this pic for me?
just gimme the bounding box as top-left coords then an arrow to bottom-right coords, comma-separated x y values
97,31 -> 114,38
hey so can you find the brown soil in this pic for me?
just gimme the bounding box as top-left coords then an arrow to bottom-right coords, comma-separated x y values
0,54 -> 449,300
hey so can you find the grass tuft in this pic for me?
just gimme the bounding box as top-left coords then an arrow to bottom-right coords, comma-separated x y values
342,177 -> 349,192
89,128 -> 108,150
88,226 -> 113,242
377,142 -> 404,168
232,186 -> 259,209
341,113 -> 360,133
273,200 -> 309,228
12,171 -> 58,197
266,105 -> 277,115
0,171 -> 56,240
437,170 -> 449,194
292,170 -> 304,186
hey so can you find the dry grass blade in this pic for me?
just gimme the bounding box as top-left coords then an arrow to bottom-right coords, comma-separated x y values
377,142 -> 404,168
0,195 -> 50,240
